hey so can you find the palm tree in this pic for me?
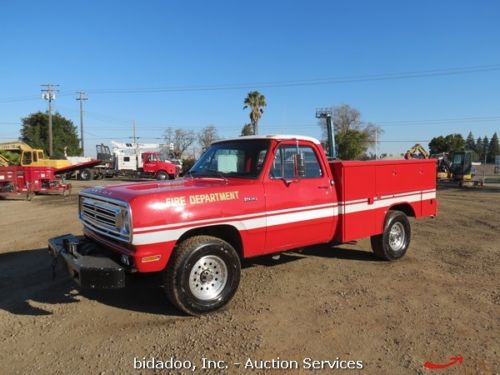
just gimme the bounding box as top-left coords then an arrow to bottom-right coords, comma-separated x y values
243,91 -> 266,135
240,123 -> 254,136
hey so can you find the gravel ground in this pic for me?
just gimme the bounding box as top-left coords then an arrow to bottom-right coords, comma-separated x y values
0,180 -> 498,374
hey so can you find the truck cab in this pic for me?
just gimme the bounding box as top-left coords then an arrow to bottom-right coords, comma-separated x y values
141,152 -> 179,180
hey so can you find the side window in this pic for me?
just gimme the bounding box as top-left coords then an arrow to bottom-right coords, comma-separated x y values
300,146 -> 323,178
22,151 -> 33,165
124,156 -> 130,162
270,144 -> 323,179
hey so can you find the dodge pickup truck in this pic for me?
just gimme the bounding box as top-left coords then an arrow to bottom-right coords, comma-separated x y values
49,135 -> 437,315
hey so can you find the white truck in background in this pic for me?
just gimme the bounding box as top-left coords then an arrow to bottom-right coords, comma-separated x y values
111,141 -> 182,179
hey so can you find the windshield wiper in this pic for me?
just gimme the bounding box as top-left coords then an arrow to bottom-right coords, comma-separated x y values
205,170 -> 228,182
186,169 -> 228,183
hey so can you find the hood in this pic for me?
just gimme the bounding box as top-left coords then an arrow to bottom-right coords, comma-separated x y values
81,177 -> 256,203
81,177 -> 263,238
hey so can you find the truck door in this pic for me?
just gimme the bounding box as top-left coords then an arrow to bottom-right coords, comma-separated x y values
263,141 -> 337,252
142,153 -> 154,173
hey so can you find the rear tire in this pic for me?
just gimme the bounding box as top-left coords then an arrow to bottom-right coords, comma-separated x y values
370,210 -> 411,261
163,235 -> 241,315
79,169 -> 94,181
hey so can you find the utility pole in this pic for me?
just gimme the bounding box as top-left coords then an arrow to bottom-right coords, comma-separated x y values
375,129 -> 378,159
132,120 -> 137,144
76,91 -> 88,156
315,108 -> 336,159
132,121 -> 139,171
41,84 -> 59,156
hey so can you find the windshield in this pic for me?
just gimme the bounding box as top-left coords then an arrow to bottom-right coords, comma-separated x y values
189,139 -> 270,179
452,153 -> 464,165
146,152 -> 172,162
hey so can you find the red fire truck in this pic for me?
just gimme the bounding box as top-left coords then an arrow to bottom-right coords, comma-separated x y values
49,135 -> 437,315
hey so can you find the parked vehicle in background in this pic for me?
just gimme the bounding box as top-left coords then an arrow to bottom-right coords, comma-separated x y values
0,141 -> 70,169
111,141 -> 180,180
0,166 -> 71,200
66,144 -> 116,180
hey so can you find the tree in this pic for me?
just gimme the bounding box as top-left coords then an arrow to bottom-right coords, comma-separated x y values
20,111 -> 82,157
318,104 -> 383,159
428,136 -> 446,154
240,123 -> 254,136
447,133 -> 466,152
198,125 -> 220,151
465,131 -> 475,150
163,127 -> 195,159
335,129 -> 369,160
487,132 -> 499,163
475,137 -> 483,159
481,136 -> 489,162
243,91 -> 266,135
428,133 -> 465,154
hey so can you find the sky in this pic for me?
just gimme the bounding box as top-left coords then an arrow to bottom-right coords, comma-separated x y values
0,0 -> 499,157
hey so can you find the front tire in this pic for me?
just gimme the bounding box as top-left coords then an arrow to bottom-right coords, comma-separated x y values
156,171 -> 168,180
370,210 -> 411,260
163,235 -> 241,315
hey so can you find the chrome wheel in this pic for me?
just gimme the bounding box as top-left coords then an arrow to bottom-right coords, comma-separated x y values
389,222 -> 405,251
189,255 -> 228,300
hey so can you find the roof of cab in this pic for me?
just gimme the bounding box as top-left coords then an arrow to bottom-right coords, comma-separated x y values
213,134 -> 321,145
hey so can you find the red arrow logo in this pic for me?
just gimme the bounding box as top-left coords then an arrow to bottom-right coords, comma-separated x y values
424,356 -> 464,369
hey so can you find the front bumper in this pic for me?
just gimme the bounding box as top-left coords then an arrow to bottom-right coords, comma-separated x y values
48,234 -> 125,289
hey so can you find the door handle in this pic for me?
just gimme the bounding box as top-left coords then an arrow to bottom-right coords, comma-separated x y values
317,185 -> 329,189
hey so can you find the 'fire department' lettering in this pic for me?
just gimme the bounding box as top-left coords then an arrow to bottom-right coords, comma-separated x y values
165,196 -> 186,207
189,191 -> 239,205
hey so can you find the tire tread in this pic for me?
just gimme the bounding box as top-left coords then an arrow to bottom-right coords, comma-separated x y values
164,235 -> 239,315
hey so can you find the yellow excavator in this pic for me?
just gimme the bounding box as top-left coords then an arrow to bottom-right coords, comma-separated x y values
431,152 -> 452,180
448,151 -> 479,186
0,141 -> 70,169
431,150 -> 478,186
404,144 -> 430,160
404,144 -> 479,185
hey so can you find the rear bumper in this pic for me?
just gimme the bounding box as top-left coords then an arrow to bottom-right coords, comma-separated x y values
48,234 -> 125,289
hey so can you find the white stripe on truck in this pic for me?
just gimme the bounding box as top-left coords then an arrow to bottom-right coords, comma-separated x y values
130,189 -> 436,245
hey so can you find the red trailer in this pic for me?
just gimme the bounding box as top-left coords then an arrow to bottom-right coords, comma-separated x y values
0,166 -> 71,200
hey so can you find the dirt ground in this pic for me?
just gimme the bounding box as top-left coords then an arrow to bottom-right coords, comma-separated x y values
0,180 -> 498,374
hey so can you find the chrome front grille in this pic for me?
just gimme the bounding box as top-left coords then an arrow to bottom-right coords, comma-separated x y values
79,194 -> 131,243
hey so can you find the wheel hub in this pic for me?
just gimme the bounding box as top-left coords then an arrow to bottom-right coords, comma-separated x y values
199,269 -> 214,283
189,254 -> 228,300
389,222 -> 405,251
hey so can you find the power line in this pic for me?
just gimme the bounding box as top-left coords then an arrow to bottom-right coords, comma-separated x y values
80,64 -> 500,94
1,63 -> 500,103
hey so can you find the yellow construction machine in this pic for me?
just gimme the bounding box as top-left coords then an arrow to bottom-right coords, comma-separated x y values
404,144 -> 430,159
0,141 -> 70,169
